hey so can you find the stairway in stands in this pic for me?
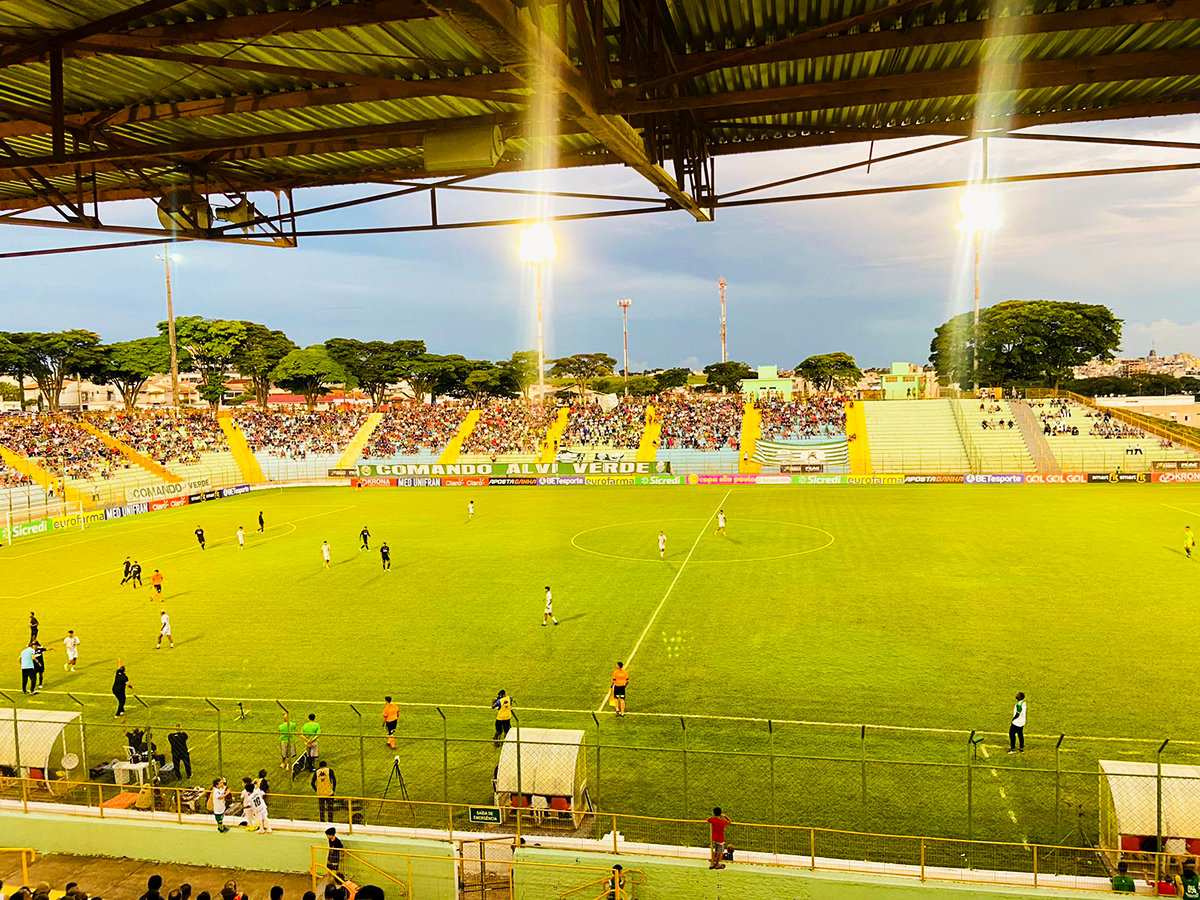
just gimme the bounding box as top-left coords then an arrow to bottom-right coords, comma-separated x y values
863,401 -> 969,473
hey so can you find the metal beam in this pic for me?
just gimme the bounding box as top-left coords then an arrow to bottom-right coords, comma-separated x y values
422,0 -> 712,220
0,0 -> 191,69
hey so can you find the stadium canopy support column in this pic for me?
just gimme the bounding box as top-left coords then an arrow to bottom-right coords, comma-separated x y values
592,713 -> 601,811
768,720 -> 777,855
966,730 -> 975,850
205,698 -> 223,775
1054,733 -> 1065,861
860,724 -> 867,813
68,692 -> 87,782
437,707 -> 448,806
514,713 -> 522,801
1157,738 -> 1169,874
134,694 -> 155,780
350,704 -> 365,797
275,699 -> 291,773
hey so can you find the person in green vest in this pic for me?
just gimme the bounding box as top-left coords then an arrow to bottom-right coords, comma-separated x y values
278,714 -> 297,770
1112,861 -> 1135,893
301,713 -> 322,772
1179,859 -> 1200,899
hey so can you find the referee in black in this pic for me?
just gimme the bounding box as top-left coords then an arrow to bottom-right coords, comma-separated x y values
380,542 -> 391,571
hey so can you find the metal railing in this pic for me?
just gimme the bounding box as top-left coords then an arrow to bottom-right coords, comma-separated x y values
0,847 -> 37,886
1027,389 -> 1200,456
0,777 -> 1182,894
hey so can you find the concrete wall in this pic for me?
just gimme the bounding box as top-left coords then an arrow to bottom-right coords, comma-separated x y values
512,848 -> 1097,900
0,812 -> 455,897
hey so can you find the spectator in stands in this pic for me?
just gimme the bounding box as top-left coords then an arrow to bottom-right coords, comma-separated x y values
219,881 -> 244,900
1180,860 -> 1200,900
326,827 -> 345,880
269,888 -> 283,900
1112,861 -> 1135,892
362,401 -> 468,458
137,876 -> 163,900
657,396 -> 743,450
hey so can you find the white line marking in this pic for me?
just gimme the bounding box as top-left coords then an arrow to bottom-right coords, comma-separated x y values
999,788 -> 1007,800
595,488 -> 732,713
1162,503 -> 1200,517
1008,811 -> 1018,824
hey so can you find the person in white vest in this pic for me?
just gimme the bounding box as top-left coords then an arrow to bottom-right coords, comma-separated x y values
1008,692 -> 1027,754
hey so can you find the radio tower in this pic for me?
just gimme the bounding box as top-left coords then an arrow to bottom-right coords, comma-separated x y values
718,278 -> 727,363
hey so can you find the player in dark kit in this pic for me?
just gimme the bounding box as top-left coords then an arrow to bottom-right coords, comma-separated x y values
130,561 -> 143,588
380,542 -> 391,571
195,527 -> 206,549
359,527 -> 371,552
120,557 -> 133,585
258,511 -> 265,533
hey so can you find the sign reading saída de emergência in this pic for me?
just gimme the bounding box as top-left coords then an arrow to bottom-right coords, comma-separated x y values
358,461 -> 671,477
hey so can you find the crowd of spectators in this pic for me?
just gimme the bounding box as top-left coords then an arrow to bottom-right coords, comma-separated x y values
90,412 -> 227,467
755,396 -> 845,441
656,395 -> 744,450
559,398 -> 650,449
0,459 -> 31,487
360,402 -> 467,458
0,871 -> 383,900
0,415 -> 131,482
236,409 -> 366,458
462,400 -> 556,456
1031,400 -> 1152,439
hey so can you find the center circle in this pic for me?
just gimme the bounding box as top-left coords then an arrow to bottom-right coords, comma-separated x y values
570,517 -> 835,564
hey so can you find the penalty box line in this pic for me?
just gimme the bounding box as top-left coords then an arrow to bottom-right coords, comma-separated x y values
595,487 -> 732,713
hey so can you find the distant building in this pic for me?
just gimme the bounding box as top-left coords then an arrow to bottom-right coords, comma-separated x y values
1073,351 -> 1200,380
880,363 -> 939,400
740,365 -> 793,400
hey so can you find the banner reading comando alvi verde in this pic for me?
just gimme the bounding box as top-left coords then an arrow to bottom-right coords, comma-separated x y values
358,461 -> 672,476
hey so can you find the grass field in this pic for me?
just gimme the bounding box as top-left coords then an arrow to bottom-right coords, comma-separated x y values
5,482 -> 1200,847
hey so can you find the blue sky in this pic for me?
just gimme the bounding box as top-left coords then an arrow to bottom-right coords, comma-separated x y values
3,116 -> 1200,370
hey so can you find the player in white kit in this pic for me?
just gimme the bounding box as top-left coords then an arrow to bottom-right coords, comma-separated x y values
63,630 -> 80,672
658,531 -> 667,559
156,610 -> 173,649
469,500 -> 474,520
237,526 -> 246,549
715,510 -> 727,535
542,586 -> 558,626
322,540 -> 331,569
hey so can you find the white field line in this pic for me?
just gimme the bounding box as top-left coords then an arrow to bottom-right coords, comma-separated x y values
595,487 -> 732,713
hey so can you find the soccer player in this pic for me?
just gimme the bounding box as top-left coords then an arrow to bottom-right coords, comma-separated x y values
380,542 -> 391,571
121,557 -> 133,585
658,531 -> 667,559
29,612 -> 38,642
542,586 -> 558,626
237,526 -> 246,550
63,630 -> 80,672
382,696 -> 400,749
492,690 -> 512,746
211,777 -> 229,833
195,527 -> 206,550
468,500 -> 474,521
258,511 -> 265,533
156,610 -> 174,649
1187,525 -> 1195,559
130,560 -> 143,588
321,541 -> 331,569
359,526 -> 370,552
151,569 -> 164,597
716,509 -> 727,536
611,662 -> 629,717
1008,692 -> 1027,754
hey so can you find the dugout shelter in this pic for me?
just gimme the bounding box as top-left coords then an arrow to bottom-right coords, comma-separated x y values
0,708 -> 85,785
1100,760 -> 1200,862
494,727 -> 587,828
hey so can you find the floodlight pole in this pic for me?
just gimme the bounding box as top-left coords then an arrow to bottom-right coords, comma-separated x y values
617,299 -> 631,392
157,252 -> 181,409
536,262 -> 545,406
972,138 -> 989,395
718,278 -> 727,364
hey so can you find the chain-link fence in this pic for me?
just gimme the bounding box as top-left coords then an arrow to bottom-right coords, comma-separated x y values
6,690 -> 1200,851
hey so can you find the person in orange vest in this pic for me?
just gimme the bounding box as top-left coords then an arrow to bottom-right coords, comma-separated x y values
151,569 -> 164,598
611,663 -> 630,718
382,696 -> 400,749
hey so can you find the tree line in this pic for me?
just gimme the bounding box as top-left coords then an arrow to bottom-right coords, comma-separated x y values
0,319 -> 866,413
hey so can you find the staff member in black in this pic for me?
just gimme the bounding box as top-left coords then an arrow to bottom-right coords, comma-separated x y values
113,665 -> 131,717
258,511 -> 265,533
380,542 -> 391,571
194,527 -> 206,550
32,641 -> 52,688
29,612 -> 38,642
169,725 -> 191,777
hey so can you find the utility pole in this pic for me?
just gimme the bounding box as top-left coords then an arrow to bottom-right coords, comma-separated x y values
157,252 -> 181,409
718,278 -> 727,363
617,298 -> 631,391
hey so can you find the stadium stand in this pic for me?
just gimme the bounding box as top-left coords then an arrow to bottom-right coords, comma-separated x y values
93,412 -> 240,493
755,397 -> 846,440
864,400 -> 970,473
656,396 -> 743,451
236,408 -> 367,481
1031,399 -> 1198,471
361,402 -> 468,460
559,398 -> 649,450
460,400 -> 555,458
958,400 -> 1037,472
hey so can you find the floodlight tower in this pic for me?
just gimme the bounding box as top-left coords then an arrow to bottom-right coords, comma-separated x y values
718,278 -> 727,363
617,298 -> 631,390
518,223 -> 558,404
957,140 -> 1001,393
155,251 -> 182,408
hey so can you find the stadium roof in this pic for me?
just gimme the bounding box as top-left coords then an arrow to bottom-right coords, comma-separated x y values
1,0 -> 1200,248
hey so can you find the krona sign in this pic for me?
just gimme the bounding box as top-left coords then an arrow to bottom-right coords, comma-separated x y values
359,461 -> 671,476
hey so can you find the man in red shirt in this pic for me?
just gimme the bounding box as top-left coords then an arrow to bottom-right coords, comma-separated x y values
706,807 -> 730,869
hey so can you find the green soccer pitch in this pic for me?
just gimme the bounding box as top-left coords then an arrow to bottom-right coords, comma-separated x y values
4,482 -> 1200,846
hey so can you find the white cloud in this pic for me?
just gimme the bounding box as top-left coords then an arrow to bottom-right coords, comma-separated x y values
1123,320 -> 1200,357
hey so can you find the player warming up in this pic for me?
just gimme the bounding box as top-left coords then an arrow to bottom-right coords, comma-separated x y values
322,540 -> 332,569
542,586 -> 558,626
237,526 -> 246,550
1187,525 -> 1195,559
63,630 -> 80,672
715,509 -> 727,536
658,531 -> 667,559
195,527 -> 206,550
380,542 -> 391,571
611,662 -> 629,717
258,511 -> 265,533
151,569 -> 164,597
359,526 -> 371,552
468,500 -> 474,521
156,610 -> 174,649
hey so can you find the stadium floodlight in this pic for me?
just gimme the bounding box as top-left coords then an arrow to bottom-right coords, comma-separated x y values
155,251 -> 183,409
957,189 -> 1002,233
518,222 -> 558,403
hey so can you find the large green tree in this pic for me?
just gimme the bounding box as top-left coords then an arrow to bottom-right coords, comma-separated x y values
271,346 -> 350,411
499,350 -> 541,401
96,336 -> 173,410
702,360 -> 753,393
654,368 -> 691,392
17,329 -> 104,412
234,323 -> 297,410
550,352 -> 617,399
795,352 -> 863,392
325,338 -> 424,408
931,301 -> 1122,389
0,332 -> 28,408
462,363 -> 520,402
163,316 -> 247,411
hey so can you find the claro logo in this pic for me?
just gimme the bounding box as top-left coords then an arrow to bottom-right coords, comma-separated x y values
1025,473 -> 1086,484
